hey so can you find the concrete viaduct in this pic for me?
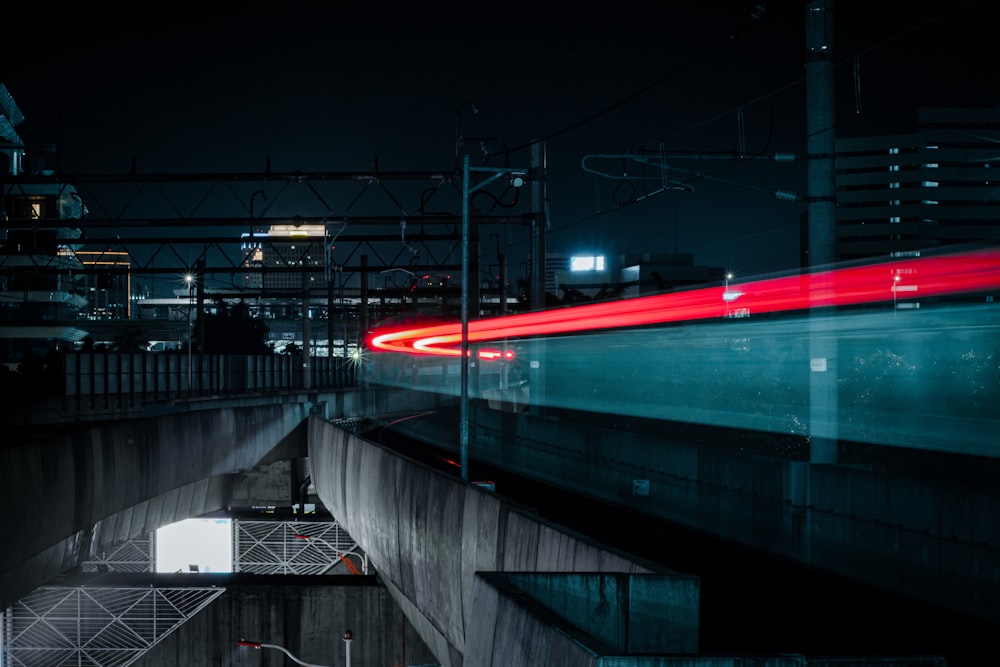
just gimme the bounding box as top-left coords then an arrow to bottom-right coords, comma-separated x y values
3,386 -> 997,666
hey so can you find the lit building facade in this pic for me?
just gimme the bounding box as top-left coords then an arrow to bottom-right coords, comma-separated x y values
242,224 -> 330,291
74,250 -> 132,320
835,107 -> 1000,262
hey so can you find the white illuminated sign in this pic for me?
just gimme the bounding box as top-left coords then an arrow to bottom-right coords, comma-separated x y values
570,256 -> 605,271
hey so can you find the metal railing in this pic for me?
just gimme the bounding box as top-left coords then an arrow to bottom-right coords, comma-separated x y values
1,352 -> 359,427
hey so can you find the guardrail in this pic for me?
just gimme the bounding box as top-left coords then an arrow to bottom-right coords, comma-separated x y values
1,352 -> 358,428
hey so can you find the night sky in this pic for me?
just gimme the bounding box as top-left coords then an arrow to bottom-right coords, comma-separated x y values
5,2 -> 997,280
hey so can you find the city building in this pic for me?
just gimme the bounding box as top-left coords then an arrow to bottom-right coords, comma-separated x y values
835,107 -> 1000,262
1,84 -> 90,350
74,250 -> 132,320
548,251 -> 725,302
619,252 -> 725,297
543,253 -> 572,296
242,223 -> 331,293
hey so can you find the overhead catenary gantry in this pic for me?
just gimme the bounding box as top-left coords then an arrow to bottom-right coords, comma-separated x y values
1,160 -> 544,309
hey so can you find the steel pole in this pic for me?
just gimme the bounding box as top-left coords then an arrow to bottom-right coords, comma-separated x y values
460,154 -> 470,482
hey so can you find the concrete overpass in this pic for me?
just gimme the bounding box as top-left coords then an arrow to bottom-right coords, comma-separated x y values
3,384 -> 997,666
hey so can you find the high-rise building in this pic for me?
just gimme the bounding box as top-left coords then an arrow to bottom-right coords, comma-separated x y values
1,83 -> 90,335
242,224 -> 330,292
74,250 -> 132,320
835,107 -> 1000,262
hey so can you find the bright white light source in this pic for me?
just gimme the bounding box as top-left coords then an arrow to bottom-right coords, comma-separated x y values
155,518 -> 232,573
570,255 -> 605,271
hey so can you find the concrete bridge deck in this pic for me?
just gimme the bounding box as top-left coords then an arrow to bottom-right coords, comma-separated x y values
3,387 -> 997,666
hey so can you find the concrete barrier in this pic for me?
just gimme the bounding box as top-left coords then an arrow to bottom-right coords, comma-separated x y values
307,416 -> 684,667
1,400 -> 311,610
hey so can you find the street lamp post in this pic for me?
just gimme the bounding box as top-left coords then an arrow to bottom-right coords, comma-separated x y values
724,272 -> 733,316
185,273 -> 194,393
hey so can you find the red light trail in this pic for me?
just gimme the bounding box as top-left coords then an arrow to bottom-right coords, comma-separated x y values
368,247 -> 1000,357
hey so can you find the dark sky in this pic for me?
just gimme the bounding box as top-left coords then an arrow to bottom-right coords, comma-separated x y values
5,2 -> 997,280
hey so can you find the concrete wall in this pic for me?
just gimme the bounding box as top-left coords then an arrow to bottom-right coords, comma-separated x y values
1,399 -> 312,611
307,416 -> 681,667
0,388 -> 446,609
459,573 -> 947,667
461,407 -> 1000,625
1,386 -> 444,613
128,576 -> 437,667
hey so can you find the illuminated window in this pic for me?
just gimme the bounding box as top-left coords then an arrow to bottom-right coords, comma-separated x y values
570,255 -> 605,271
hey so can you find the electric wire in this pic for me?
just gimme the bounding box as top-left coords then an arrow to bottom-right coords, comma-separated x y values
487,0 -> 985,270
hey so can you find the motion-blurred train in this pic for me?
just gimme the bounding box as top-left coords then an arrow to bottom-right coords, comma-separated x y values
361,246 -> 1000,456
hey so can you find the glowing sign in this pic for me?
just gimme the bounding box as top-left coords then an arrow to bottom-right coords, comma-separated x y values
571,255 -> 605,271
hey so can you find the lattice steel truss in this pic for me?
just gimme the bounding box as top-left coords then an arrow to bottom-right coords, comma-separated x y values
0,167 -> 542,298
78,520 -> 366,576
5,520 -> 366,666
81,534 -> 154,574
1,586 -> 224,667
235,520 -> 369,575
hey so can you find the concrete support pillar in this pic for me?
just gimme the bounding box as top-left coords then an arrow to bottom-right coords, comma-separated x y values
805,0 -> 838,464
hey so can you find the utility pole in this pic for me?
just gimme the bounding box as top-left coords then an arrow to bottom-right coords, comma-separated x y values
805,0 -> 839,464
460,155 -> 472,482
302,269 -> 311,390
528,142 -> 548,415
530,142 -> 547,311
460,156 -> 529,482
195,258 -> 206,393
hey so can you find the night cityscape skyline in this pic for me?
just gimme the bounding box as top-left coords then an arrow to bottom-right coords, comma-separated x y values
5,2 -> 996,281
3,6 -> 1000,665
